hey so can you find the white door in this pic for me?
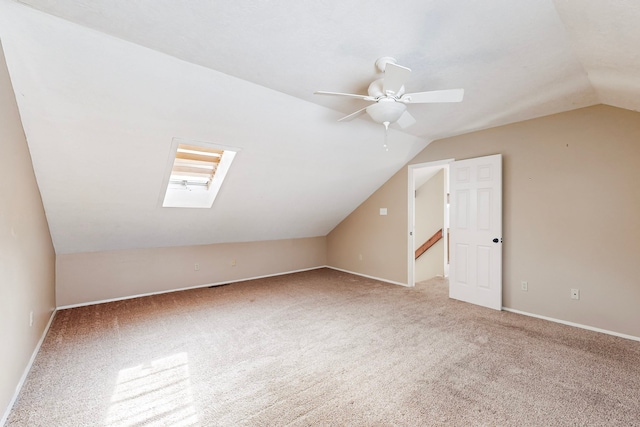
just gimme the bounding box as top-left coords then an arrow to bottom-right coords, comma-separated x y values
449,154 -> 502,310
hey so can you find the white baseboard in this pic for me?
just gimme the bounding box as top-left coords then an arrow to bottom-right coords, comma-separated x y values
503,307 -> 640,342
325,266 -> 410,287
1,309 -> 57,426
57,266 -> 326,310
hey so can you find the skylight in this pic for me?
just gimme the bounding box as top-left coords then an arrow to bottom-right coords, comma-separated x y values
162,138 -> 238,208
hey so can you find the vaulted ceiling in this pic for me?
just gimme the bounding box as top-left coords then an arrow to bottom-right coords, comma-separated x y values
0,0 -> 638,254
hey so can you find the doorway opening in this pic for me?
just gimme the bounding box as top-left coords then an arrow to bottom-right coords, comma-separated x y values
407,159 -> 453,287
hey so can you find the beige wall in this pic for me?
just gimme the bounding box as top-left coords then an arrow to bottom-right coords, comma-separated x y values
327,168 -> 408,285
327,105 -> 640,338
0,42 -> 56,420
57,236 -> 327,307
415,169 -> 445,282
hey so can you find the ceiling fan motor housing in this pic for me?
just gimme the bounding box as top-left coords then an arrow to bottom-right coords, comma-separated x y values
368,79 -> 405,99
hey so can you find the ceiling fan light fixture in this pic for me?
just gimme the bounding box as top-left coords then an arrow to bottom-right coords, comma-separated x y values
366,100 -> 406,124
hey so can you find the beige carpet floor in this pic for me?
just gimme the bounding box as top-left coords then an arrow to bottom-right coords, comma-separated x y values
6,268 -> 640,426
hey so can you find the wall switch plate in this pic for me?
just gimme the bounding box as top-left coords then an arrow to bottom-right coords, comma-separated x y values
380,208 -> 387,216
29,311 -> 33,327
231,259 -> 236,266
521,281 -> 528,291
571,288 -> 580,300
194,263 -> 200,271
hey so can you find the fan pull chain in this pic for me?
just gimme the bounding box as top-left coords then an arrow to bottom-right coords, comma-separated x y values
383,121 -> 390,151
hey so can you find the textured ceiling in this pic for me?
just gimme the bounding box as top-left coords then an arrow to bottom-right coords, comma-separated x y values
0,0 -> 638,254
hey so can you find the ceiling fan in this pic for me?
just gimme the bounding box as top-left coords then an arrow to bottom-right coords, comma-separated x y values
315,57 -> 464,130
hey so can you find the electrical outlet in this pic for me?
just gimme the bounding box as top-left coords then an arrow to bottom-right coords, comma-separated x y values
358,254 -> 363,261
571,288 -> 580,300
194,263 -> 200,271
231,259 -> 236,267
521,281 -> 528,291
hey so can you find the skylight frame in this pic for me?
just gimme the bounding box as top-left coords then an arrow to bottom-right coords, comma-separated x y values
159,138 -> 240,209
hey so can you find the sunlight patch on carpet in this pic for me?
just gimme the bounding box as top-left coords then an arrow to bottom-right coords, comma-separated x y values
104,352 -> 199,427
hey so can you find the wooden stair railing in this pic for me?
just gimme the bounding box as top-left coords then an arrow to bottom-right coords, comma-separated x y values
415,228 -> 443,260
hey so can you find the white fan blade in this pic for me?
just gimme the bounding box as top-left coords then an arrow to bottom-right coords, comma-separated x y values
314,91 -> 375,101
401,88 -> 464,104
338,106 -> 368,122
383,62 -> 411,95
396,111 -> 416,129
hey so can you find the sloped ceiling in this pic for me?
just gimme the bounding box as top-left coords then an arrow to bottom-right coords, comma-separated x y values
0,0 -> 638,254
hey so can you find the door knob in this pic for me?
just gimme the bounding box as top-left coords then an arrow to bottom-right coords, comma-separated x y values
493,238 -> 499,243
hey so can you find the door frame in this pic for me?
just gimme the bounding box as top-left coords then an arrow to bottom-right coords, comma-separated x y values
407,159 -> 454,287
